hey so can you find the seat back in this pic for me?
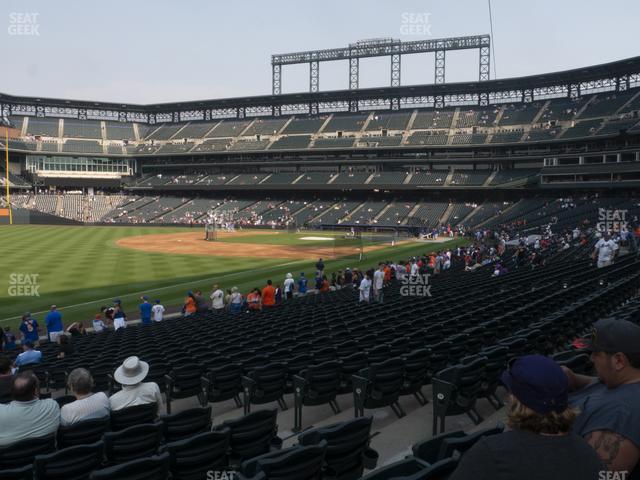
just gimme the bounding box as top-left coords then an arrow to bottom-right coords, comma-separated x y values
0,464 -> 33,480
164,429 -> 230,480
215,409 -> 277,462
439,423 -> 505,459
57,416 -> 110,449
299,417 -> 374,479
160,406 -> 212,443
302,361 -> 341,402
411,430 -> 466,464
241,441 -> 327,480
368,358 -> 405,401
338,352 -> 368,393
205,363 -> 243,402
89,452 -> 170,480
168,364 -> 202,398
0,434 -> 55,470
34,441 -> 104,480
110,403 -> 157,431
248,363 -> 287,404
401,349 -> 430,392
103,423 -> 163,464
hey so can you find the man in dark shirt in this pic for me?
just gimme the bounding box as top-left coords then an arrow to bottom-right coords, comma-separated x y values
0,356 -> 13,404
450,355 -> 602,480
315,258 -> 324,276
565,319 -> 640,479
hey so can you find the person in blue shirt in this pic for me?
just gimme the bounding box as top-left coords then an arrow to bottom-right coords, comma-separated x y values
298,273 -> 308,295
139,296 -> 152,326
19,313 -> 39,345
14,341 -> 42,367
44,305 -> 64,342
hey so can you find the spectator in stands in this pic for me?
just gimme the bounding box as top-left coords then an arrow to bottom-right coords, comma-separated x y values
109,356 -> 163,412
139,296 -> 152,325
0,371 -> 60,447
358,273 -> 372,304
298,273 -> 308,295
210,285 -> 225,312
320,276 -> 330,293
2,327 -> 16,351
275,284 -> 283,305
92,313 -> 106,333
61,368 -> 110,426
450,355 -> 602,480
19,312 -> 40,345
344,268 -> 353,287
0,356 -> 13,404
152,299 -> 165,322
247,288 -> 262,312
593,232 -> 617,268
113,300 -> 127,330
66,321 -> 86,337
316,258 -> 325,276
45,305 -> 64,343
57,334 -> 73,359
14,340 -> 42,367
262,280 -> 276,308
283,273 -> 295,300
564,319 -> 640,476
183,291 -> 197,317
194,289 -> 209,313
373,263 -> 385,303
229,287 -> 244,314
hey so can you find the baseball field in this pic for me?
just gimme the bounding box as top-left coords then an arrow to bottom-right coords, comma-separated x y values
0,225 -> 468,331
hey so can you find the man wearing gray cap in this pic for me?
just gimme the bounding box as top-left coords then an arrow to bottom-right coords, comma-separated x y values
109,356 -> 163,413
564,319 -> 640,478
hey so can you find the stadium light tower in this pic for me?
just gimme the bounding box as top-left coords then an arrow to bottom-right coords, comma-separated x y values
271,35 -> 491,95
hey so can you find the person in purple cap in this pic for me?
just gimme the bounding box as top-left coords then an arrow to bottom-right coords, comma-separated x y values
450,355 -> 602,480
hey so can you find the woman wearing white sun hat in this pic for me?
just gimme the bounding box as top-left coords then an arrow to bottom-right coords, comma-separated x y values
109,356 -> 163,412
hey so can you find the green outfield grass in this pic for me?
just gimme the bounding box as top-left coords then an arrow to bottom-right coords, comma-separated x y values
0,225 -> 468,331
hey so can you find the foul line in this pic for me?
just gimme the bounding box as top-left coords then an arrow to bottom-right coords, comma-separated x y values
0,259 -> 304,325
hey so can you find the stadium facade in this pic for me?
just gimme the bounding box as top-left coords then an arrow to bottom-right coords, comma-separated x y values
1,53 -> 640,226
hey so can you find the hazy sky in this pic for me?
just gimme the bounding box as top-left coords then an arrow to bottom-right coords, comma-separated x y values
3,0 -> 639,104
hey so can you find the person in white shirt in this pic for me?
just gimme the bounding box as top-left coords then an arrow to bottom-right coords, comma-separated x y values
283,273 -> 295,300
92,314 -> 106,333
359,274 -> 372,304
109,356 -> 163,412
210,285 -> 224,312
593,233 -> 616,268
60,368 -> 110,426
151,300 -> 165,322
373,264 -> 385,303
410,260 -> 419,277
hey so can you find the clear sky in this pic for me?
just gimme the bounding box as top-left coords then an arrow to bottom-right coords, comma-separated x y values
3,0 -> 639,104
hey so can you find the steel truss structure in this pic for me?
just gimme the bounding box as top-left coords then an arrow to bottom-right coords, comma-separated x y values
1,57 -> 640,123
271,35 -> 490,94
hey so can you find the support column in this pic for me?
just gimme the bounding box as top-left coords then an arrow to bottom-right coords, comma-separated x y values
272,64 -> 281,95
349,57 -> 359,90
391,54 -> 401,87
435,50 -> 445,84
310,61 -> 319,93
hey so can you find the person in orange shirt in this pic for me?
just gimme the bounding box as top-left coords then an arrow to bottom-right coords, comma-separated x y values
262,280 -> 276,307
320,276 -> 330,292
383,263 -> 392,282
247,288 -> 262,312
183,291 -> 197,316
